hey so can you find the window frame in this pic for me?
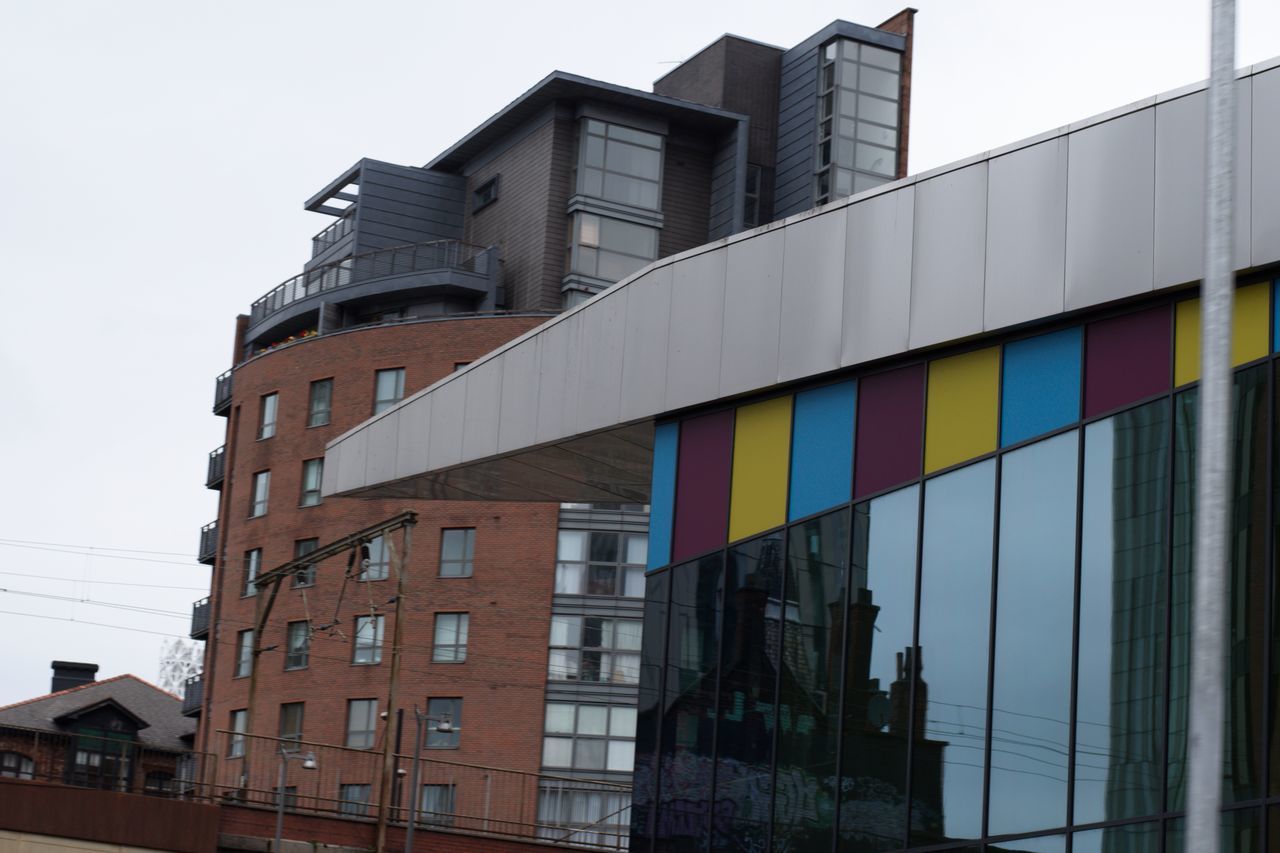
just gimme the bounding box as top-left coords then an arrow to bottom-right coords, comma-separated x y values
0,751 -> 34,780
242,548 -> 261,597
258,392 -> 278,440
278,701 -> 305,749
338,783 -> 372,816
426,698 -> 462,749
307,378 -> 333,428
234,629 -> 254,678
299,458 -> 323,507
228,709 -> 247,758
432,612 -> 470,663
439,528 -> 475,578
547,614 -> 641,684
360,534 -> 390,581
284,620 -> 310,670
352,614 -> 385,665
291,538 -> 318,588
345,699 -> 378,749
541,703 -> 637,772
420,783 -> 457,826
472,176 -> 499,212
373,368 -> 405,414
554,530 -> 647,598
249,470 -> 270,517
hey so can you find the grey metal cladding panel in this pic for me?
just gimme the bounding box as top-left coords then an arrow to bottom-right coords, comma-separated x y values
719,228 -> 785,397
842,186 -> 914,365
461,356 -> 504,461
1253,68 -> 1280,267
497,337 -> 542,455
576,289 -> 628,435
779,209 -> 847,382
909,163 -> 988,349
665,247 -> 728,411
708,139 -> 737,240
363,413 -> 400,487
1065,109 -> 1156,311
984,138 -> 1068,330
535,314 -> 583,446
333,431 -> 369,494
620,264 -> 673,422
394,394 -> 432,479
426,377 -> 466,471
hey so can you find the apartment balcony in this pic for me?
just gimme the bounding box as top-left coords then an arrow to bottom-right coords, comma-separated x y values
205,446 -> 225,490
213,370 -> 233,415
311,212 -> 355,258
181,674 -> 203,717
245,240 -> 501,350
190,597 -> 210,640
197,522 -> 217,565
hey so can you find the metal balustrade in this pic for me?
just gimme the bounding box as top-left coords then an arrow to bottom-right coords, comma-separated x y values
206,446 -> 225,489
189,598 -> 210,640
197,522 -> 217,565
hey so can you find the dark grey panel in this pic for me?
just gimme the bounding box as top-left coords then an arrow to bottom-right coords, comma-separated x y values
774,49 -> 819,218
708,130 -> 740,240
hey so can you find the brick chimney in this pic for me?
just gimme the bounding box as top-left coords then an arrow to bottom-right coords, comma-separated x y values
51,661 -> 98,693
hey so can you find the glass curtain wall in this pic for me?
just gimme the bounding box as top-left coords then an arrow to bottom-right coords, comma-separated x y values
635,341 -> 1279,852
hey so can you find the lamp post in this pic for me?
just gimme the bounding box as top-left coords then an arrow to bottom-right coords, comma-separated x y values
274,745 -> 317,853
404,707 -> 453,853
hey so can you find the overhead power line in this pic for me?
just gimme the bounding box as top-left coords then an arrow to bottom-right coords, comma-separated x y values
0,536 -> 194,557
0,570 -> 207,591
0,540 -> 201,568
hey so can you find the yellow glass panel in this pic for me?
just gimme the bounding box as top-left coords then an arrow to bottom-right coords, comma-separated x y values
924,347 -> 999,474
728,396 -> 793,542
1173,282 -> 1270,386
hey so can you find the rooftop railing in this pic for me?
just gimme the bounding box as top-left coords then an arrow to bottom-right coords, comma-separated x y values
249,239 -> 492,327
311,213 -> 355,257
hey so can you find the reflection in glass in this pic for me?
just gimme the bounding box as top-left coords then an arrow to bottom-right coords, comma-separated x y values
656,555 -> 722,850
712,536 -> 784,851
985,834 -> 1065,853
1165,807 -> 1263,853
1076,401 -> 1169,828
839,485 -> 919,851
773,510 -> 849,850
1169,366 -> 1267,807
989,432 -> 1078,836
1072,821 -> 1160,853
913,460 -> 996,845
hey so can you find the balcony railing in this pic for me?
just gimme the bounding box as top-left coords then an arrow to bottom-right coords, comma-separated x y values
213,370 -> 233,415
311,213 -> 355,257
197,522 -> 217,565
181,674 -> 203,716
190,597 -> 210,640
249,239 -> 492,327
205,446 -> 225,489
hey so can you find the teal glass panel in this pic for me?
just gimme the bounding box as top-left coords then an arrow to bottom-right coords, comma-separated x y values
789,382 -> 857,521
648,422 -> 677,570
1075,400 -> 1169,824
912,460 -> 996,846
1166,808 -> 1263,853
1000,327 -> 1082,447
989,431 -> 1078,836
838,485 -> 918,851
1072,821 -> 1160,853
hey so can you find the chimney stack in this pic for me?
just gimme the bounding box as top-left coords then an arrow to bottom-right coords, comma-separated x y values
51,661 -> 98,693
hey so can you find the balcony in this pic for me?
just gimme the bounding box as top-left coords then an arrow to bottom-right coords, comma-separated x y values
245,240 -> 500,349
205,446 -> 225,490
181,674 -> 203,716
311,212 -> 354,258
197,522 -> 217,565
190,597 -> 210,640
213,370 -> 233,415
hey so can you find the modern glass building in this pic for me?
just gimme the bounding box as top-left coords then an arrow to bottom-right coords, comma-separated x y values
325,55 -> 1280,853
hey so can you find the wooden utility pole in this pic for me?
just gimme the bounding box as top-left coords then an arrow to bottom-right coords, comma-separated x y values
375,519 -> 415,852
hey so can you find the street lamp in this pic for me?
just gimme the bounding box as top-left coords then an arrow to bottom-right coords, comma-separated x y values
404,707 -> 453,853
274,744 -> 317,852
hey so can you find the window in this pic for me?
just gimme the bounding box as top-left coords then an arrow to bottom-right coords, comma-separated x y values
439,528 -> 475,577
346,699 -> 378,749
453,361 -> 471,372
278,702 -> 304,748
577,119 -> 663,210
420,784 -> 456,826
307,378 -> 333,427
292,538 -> 318,588
568,212 -> 658,283
353,615 -> 385,664
285,621 -> 309,670
70,727 -> 132,790
537,786 -> 630,847
744,163 -> 762,228
373,368 -> 405,414
433,613 -> 470,663
0,751 -> 33,779
299,458 -> 323,507
542,704 -> 636,772
360,535 -> 389,581
243,548 -> 261,597
548,615 -> 641,684
144,771 -> 175,796
813,38 -> 901,205
338,783 -> 371,816
228,709 -> 247,757
555,531 -> 647,597
258,393 -> 278,439
473,176 -> 498,211
235,630 -> 254,677
426,698 -> 461,748
250,470 -> 270,517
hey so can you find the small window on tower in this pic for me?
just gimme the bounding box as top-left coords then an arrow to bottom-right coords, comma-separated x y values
473,176 -> 499,212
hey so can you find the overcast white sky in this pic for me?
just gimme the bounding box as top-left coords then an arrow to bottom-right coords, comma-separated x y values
0,0 -> 1277,707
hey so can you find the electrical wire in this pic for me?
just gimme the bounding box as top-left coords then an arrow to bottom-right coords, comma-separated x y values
0,536 -> 194,557
0,569 -> 207,591
0,540 -> 200,568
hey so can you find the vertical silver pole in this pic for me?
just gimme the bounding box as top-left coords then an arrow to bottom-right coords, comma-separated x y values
1188,1 -> 1236,851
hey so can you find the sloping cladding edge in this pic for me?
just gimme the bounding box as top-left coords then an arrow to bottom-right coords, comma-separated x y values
324,62 -> 1280,502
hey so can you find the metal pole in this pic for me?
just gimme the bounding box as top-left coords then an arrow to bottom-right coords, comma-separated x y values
1187,2 -> 1236,852
274,746 -> 286,853
405,711 -> 425,853
375,521 -> 414,852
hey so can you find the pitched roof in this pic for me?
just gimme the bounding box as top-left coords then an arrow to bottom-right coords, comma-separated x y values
0,674 -> 195,752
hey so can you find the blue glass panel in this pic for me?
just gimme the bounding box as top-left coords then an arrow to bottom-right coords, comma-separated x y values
912,459 -> 996,846
1273,279 -> 1280,353
989,431 -> 1077,836
1000,327 -> 1082,447
1073,821 -> 1160,853
648,422 -> 678,570
789,381 -> 857,521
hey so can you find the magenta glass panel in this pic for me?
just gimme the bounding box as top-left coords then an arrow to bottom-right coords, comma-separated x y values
672,410 -> 734,561
854,363 -> 925,499
1083,305 -> 1171,418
